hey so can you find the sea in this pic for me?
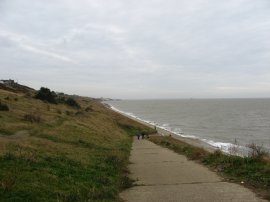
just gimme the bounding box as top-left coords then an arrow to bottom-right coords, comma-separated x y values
106,99 -> 270,155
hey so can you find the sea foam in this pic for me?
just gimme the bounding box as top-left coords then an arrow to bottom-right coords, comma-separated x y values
107,103 -> 249,155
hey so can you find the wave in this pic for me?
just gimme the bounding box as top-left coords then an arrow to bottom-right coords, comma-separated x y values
107,103 -> 251,156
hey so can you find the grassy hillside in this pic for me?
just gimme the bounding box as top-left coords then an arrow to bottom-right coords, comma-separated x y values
0,88 -> 153,202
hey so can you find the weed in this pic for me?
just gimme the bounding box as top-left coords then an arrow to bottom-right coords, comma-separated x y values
247,143 -> 269,160
228,139 -> 240,155
120,175 -> 133,189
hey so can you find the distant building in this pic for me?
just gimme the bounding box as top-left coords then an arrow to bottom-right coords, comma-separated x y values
0,79 -> 16,86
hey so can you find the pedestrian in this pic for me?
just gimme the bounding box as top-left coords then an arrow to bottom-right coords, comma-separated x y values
142,132 -> 145,139
136,132 -> 140,140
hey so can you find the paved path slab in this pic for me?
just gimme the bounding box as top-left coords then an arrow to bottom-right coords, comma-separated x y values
120,138 -> 266,202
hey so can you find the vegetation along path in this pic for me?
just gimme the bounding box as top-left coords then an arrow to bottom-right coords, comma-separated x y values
120,137 -> 267,202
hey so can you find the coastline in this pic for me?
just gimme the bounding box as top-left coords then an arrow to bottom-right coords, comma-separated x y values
104,99 -> 270,156
106,102 -> 270,200
105,103 -> 217,153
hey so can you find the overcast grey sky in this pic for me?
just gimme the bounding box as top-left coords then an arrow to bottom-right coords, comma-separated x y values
1,0 -> 270,99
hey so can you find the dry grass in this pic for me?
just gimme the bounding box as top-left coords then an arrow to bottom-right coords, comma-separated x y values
0,88 -> 151,202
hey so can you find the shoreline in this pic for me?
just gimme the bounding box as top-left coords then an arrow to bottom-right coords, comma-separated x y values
105,102 -> 270,156
105,103 -> 217,153
107,102 -> 270,200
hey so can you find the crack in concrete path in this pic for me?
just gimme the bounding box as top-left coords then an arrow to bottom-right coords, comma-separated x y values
135,180 -> 225,187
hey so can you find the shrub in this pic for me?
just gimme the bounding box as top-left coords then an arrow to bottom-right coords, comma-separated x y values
247,143 -> 269,160
65,98 -> 80,108
35,87 -> 57,104
56,96 -> 66,104
0,101 -> 9,111
85,106 -> 93,112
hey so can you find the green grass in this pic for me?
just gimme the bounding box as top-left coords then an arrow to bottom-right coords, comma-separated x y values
149,136 -> 270,200
203,151 -> 270,187
0,88 -> 150,201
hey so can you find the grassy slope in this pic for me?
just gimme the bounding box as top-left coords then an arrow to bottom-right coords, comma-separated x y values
0,89 -> 153,202
149,136 -> 270,200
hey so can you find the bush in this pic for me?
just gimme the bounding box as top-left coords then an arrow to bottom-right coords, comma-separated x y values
247,143 -> 269,160
65,98 -> 80,108
56,96 -> 66,104
0,101 -> 9,111
35,87 -> 57,104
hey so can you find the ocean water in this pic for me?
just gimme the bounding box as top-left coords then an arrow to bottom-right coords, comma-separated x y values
106,99 -> 270,154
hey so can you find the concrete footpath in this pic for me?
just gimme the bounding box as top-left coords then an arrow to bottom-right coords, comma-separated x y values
120,138 -> 266,202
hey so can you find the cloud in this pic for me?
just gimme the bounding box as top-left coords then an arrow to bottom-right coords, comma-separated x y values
0,0 -> 270,98
19,44 -> 72,62
0,30 -> 72,62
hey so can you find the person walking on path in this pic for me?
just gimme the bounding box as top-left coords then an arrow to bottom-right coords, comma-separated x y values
141,132 -> 145,139
136,132 -> 141,140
